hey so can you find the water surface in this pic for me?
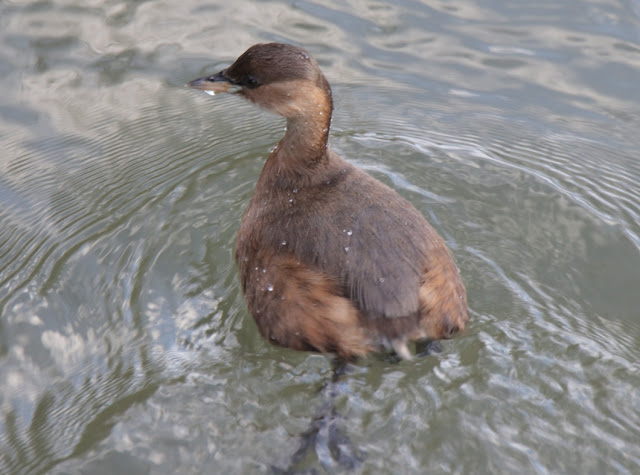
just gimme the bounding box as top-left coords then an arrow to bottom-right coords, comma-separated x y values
1,0 -> 639,473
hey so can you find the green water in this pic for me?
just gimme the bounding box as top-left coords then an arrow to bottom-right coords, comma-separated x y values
1,0 -> 639,473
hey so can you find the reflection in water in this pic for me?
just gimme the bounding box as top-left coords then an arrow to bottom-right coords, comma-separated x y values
1,0 -> 640,473
2,351 -> 162,473
278,361 -> 365,472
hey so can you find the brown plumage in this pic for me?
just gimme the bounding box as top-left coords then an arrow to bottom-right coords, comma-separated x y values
188,43 -> 468,360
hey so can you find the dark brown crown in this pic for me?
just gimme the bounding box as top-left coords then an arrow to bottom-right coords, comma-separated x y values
221,43 -> 325,89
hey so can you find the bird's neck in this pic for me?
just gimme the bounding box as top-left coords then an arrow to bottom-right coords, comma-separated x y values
262,92 -> 334,188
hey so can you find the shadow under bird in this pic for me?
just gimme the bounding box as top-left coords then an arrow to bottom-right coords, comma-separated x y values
187,42 -> 468,361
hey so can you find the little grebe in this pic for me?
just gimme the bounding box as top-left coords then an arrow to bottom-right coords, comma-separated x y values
188,43 -> 468,360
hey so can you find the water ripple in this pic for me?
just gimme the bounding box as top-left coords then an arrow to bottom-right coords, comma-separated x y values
2,0 -> 640,472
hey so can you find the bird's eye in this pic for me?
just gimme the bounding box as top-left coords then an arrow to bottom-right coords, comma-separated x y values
246,75 -> 259,88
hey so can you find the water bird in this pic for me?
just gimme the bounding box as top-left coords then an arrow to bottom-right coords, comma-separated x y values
187,43 -> 468,360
